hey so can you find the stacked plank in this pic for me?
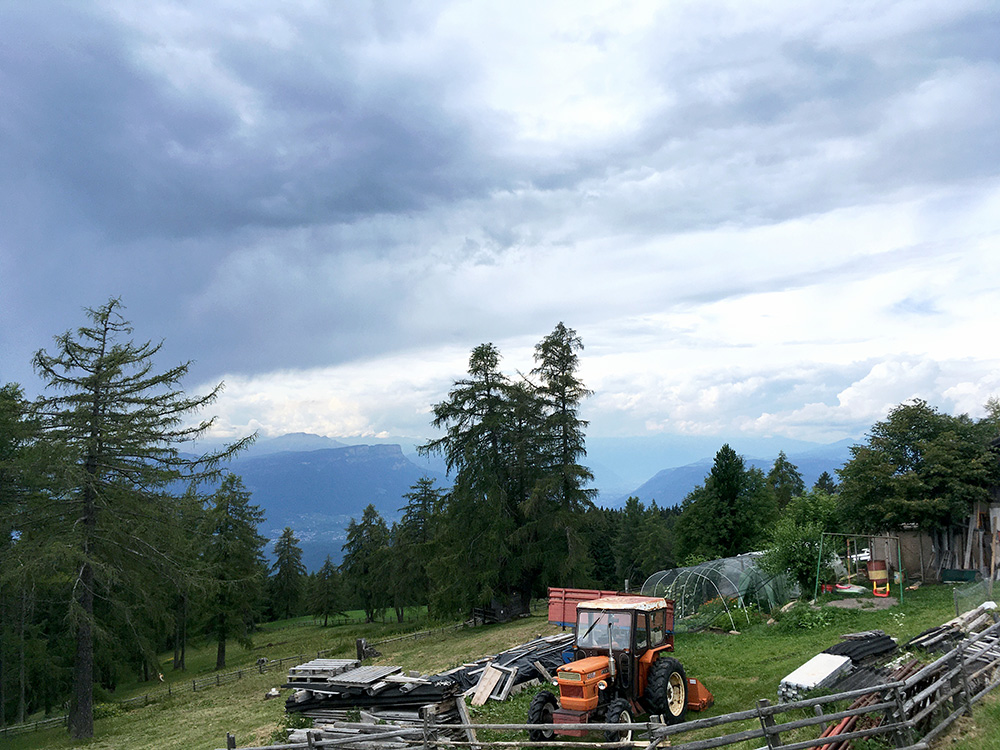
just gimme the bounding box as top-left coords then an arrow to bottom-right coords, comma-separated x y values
285,662 -> 464,725
439,632 -> 574,705
905,601 -> 998,652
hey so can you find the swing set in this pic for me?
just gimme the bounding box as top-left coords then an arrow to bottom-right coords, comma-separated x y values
814,532 -> 904,603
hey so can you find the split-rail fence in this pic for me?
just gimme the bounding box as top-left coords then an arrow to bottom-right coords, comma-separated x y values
220,618 -> 1000,750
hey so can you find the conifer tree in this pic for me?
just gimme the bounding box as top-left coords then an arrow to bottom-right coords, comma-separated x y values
25,299 -> 249,738
269,527 -> 306,621
341,504 -> 390,623
310,555 -> 343,627
203,474 -> 267,670
767,451 -> 805,509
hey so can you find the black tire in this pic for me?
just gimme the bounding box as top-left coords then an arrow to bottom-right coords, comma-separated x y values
527,690 -> 557,741
604,697 -> 633,743
646,657 -> 688,724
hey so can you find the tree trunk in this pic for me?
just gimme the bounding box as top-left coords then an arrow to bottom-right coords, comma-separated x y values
69,559 -> 95,739
173,591 -> 187,671
395,606 -> 404,623
16,588 -> 28,724
216,612 -> 227,670
0,578 -> 5,728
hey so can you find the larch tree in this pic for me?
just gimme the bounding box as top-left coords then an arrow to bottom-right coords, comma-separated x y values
26,299 -> 249,739
419,344 -> 519,614
528,322 -> 596,587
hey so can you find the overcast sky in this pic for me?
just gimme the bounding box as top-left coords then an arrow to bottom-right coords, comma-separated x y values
2,0 -> 999,447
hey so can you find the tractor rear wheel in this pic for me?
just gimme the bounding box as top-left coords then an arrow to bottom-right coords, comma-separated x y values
646,657 -> 688,724
604,698 -> 633,742
527,690 -> 557,741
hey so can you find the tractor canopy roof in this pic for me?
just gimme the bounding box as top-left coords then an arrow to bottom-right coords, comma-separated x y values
577,595 -> 666,612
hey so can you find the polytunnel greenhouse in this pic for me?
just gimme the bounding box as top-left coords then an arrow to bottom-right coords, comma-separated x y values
640,553 -> 794,632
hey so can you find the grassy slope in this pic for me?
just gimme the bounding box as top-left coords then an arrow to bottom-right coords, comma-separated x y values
9,588 -> 998,749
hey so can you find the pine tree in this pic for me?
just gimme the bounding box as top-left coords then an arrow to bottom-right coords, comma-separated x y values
393,478 -> 444,610
26,299 -> 249,738
767,451 -> 805,509
203,474 -> 267,670
269,527 -> 306,621
813,471 -> 838,494
310,555 -> 343,627
420,345 -> 519,614
341,505 -> 390,623
674,444 -> 778,562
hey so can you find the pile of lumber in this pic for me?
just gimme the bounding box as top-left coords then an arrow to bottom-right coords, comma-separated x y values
285,662 -> 464,725
905,601 -> 998,652
283,632 -> 573,730
438,633 -> 574,706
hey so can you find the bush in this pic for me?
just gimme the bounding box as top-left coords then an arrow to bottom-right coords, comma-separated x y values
777,602 -> 836,630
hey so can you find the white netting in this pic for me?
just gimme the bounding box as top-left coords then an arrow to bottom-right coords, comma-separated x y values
641,553 -> 792,632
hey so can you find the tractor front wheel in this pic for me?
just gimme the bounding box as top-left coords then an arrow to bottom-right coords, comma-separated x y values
527,690 -> 557,741
604,698 -> 633,743
646,657 -> 688,724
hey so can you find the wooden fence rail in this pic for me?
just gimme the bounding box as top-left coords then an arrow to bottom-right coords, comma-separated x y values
0,714 -> 68,738
221,618 -> 1000,750
0,619 -> 475,738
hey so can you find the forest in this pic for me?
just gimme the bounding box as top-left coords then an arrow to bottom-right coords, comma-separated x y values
2,300 -> 1000,739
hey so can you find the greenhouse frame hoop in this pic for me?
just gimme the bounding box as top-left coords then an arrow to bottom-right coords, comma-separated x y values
814,532 -> 903,603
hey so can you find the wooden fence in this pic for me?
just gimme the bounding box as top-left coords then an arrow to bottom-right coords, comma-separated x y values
221,618 -> 1000,750
0,620 -> 475,739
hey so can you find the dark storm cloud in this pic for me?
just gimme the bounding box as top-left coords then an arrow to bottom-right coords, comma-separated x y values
0,3 -> 510,246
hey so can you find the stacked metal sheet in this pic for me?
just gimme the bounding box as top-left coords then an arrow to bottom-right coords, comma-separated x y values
824,630 -> 897,665
778,653 -> 853,703
284,662 -> 464,725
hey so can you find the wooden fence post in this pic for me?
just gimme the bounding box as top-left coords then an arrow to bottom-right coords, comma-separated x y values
956,642 -> 974,716
422,704 -> 438,750
890,685 -> 913,748
756,698 -> 782,748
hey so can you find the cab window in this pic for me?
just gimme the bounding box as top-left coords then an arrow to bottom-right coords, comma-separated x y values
634,613 -> 649,650
650,610 -> 666,647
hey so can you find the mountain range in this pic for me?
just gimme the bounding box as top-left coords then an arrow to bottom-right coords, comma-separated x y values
213,432 -> 856,569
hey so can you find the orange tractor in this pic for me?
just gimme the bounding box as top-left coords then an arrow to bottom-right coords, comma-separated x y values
528,595 -> 713,742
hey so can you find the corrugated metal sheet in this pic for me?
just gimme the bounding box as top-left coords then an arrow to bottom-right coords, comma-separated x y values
333,665 -> 403,686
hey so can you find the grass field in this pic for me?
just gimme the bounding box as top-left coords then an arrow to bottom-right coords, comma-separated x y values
7,586 -> 999,749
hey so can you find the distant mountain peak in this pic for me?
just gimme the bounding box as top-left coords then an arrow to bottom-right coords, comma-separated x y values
248,432 -> 345,456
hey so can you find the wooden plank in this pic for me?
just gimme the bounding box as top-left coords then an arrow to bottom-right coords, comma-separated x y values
455,697 -> 480,750
533,661 -> 554,683
470,666 -> 504,706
